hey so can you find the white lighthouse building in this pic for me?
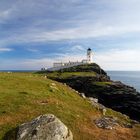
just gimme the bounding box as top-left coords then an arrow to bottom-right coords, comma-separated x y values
81,48 -> 93,64
87,48 -> 93,63
46,48 -> 93,71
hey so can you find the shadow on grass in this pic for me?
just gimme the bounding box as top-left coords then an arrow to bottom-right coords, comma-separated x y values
3,127 -> 18,140
19,91 -> 28,95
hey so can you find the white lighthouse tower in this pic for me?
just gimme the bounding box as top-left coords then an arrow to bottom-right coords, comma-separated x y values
87,48 -> 93,63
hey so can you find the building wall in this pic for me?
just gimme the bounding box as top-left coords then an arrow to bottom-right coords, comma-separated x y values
47,48 -> 93,71
53,63 -> 64,67
47,62 -> 83,71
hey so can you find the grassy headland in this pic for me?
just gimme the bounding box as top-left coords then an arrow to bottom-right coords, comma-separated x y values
42,63 -> 140,122
0,72 -> 140,140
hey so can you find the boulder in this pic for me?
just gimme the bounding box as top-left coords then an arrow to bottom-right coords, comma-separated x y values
16,114 -> 73,140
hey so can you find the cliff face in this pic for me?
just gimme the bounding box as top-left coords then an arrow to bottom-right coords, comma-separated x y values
44,63 -> 140,122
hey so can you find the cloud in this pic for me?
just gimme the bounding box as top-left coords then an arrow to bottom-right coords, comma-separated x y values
67,45 -> 85,54
0,58 -> 53,70
1,0 -> 140,45
0,9 -> 11,18
0,0 -> 140,70
95,48 -> 140,70
27,48 -> 39,52
0,52 -> 85,70
1,23 -> 140,48
0,47 -> 139,71
0,47 -> 12,52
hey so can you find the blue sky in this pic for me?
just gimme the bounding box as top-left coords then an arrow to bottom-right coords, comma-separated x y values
0,0 -> 140,70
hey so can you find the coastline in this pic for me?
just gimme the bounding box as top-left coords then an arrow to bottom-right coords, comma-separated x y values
0,70 -> 139,92
107,71 -> 140,92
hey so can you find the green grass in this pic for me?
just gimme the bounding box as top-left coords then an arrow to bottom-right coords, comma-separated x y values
0,73 -> 98,139
93,81 -> 112,86
0,72 -> 140,140
106,108 -> 131,124
45,71 -> 96,79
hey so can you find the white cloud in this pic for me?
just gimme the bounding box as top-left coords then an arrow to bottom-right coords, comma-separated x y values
0,10 -> 10,18
0,47 -> 13,52
2,23 -> 140,47
1,0 -> 140,45
0,53 -> 85,70
0,3 -> 17,22
95,49 -> 140,70
71,45 -> 84,51
0,0 -> 140,70
0,48 -> 139,71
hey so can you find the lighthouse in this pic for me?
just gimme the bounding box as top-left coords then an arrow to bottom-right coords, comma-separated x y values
87,48 -> 93,63
46,48 -> 93,71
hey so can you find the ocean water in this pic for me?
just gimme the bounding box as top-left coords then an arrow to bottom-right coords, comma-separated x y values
107,71 -> 140,92
0,70 -> 36,72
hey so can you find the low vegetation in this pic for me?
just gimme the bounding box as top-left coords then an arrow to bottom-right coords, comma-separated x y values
0,72 -> 140,140
46,71 -> 96,79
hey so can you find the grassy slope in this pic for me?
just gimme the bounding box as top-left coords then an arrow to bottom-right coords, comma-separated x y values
45,71 -> 112,86
0,73 -> 140,140
45,71 -> 96,79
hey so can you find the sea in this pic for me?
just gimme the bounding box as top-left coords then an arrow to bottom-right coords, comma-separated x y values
107,71 -> 140,92
0,70 -> 36,72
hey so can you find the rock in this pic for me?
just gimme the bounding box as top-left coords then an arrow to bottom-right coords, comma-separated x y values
123,123 -> 133,128
63,83 -> 67,86
95,116 -> 134,130
131,120 -> 139,124
88,97 -> 98,103
16,114 -> 73,140
80,93 -> 86,98
50,86 -> 58,90
50,83 -> 58,91
75,90 -> 79,94
88,97 -> 106,115
51,83 -> 56,86
95,116 -> 119,130
7,71 -> 12,73
102,108 -> 106,116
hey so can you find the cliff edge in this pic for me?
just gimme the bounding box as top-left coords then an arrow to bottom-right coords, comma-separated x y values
40,63 -> 140,122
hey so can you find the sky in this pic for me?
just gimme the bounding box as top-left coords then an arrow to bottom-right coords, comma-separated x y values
0,0 -> 140,70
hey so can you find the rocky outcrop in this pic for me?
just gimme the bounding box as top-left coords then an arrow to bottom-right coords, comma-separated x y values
83,81 -> 140,121
88,97 -> 107,115
94,116 -> 133,130
57,76 -> 140,121
16,114 -> 73,140
58,63 -> 107,75
95,116 -> 119,130
45,63 -> 140,122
